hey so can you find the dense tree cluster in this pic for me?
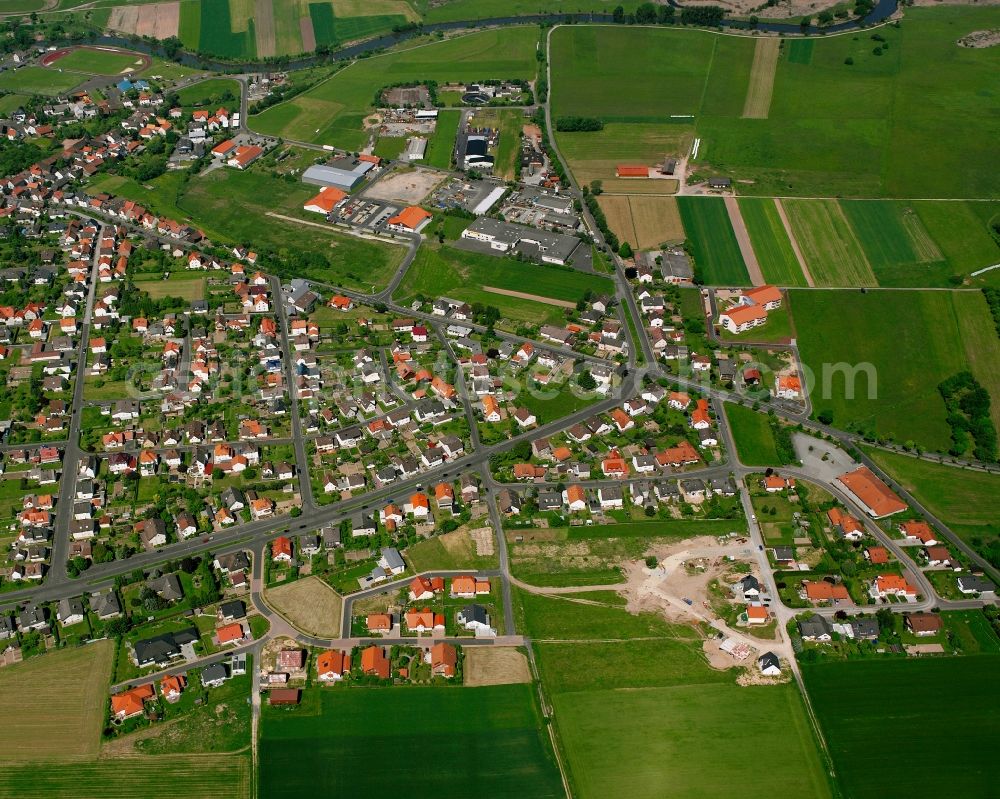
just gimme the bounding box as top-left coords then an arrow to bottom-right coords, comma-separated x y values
938,371 -> 998,462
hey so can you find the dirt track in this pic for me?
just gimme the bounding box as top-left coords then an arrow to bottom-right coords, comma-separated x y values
773,198 -> 815,286
724,196 -> 765,286
481,287 -> 576,308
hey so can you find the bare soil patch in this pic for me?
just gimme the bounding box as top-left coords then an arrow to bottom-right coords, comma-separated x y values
265,576 -> 343,637
957,28 -> 1000,47
299,15 -> 316,54
0,639 -> 114,758
109,2 -> 180,38
255,0 -> 277,58
363,167 -> 444,203
690,0 -> 842,19
464,647 -> 532,687
481,287 -> 576,308
725,195 -> 765,285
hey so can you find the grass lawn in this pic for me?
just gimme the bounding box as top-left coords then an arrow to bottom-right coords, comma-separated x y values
677,197 -> 750,285
913,201 -> 1000,285
718,300 -> 793,343
372,135 -> 408,161
519,590 -> 831,798
55,48 -> 144,76
466,107 -> 523,180
551,26 -> 722,122
793,289 -> 1000,451
405,529 -> 499,572
134,273 -> 206,301
251,27 -> 539,150
176,168 -> 403,291
864,447 -> 1000,559
0,94 -> 29,115
738,198 -> 807,286
0,66 -> 83,96
420,0 -> 646,22
396,242 -> 611,326
803,656 -> 1000,799
565,518 -> 740,540
425,109 -> 460,169
175,77 -> 241,107
259,685 -> 563,798
516,379 -> 600,425
725,402 -> 783,466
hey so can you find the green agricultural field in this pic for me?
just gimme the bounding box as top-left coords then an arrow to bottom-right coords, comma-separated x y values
551,26 -> 719,123
310,4 -> 406,48
54,48 -> 144,76
396,243 -> 612,326
176,169 -> 403,291
549,9 -> 1000,198
864,447 -> 1000,561
677,197 -> 750,285
0,0 -> 48,10
178,0 -> 202,50
803,656 -> 1000,799
516,380 -> 600,425
718,301 -> 793,343
251,27 -> 539,150
550,26 -> 728,185
0,66 -> 83,96
705,9 -> 1000,197
793,289 -> 999,451
913,201 -> 1000,284
839,200 -> 951,286
419,0 -> 645,23
555,683 -> 831,799
738,198 -> 806,286
198,0 -> 256,59
783,199 -> 876,287
425,108 -> 460,169
259,686 -> 563,798
725,402 -> 783,466
0,755 -> 251,799
520,592 -> 832,799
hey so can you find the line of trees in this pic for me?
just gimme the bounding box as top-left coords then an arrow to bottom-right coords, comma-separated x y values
555,116 -> 603,132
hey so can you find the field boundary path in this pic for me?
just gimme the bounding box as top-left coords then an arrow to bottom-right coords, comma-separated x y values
773,198 -> 815,287
481,286 -> 576,308
724,196 -> 765,285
